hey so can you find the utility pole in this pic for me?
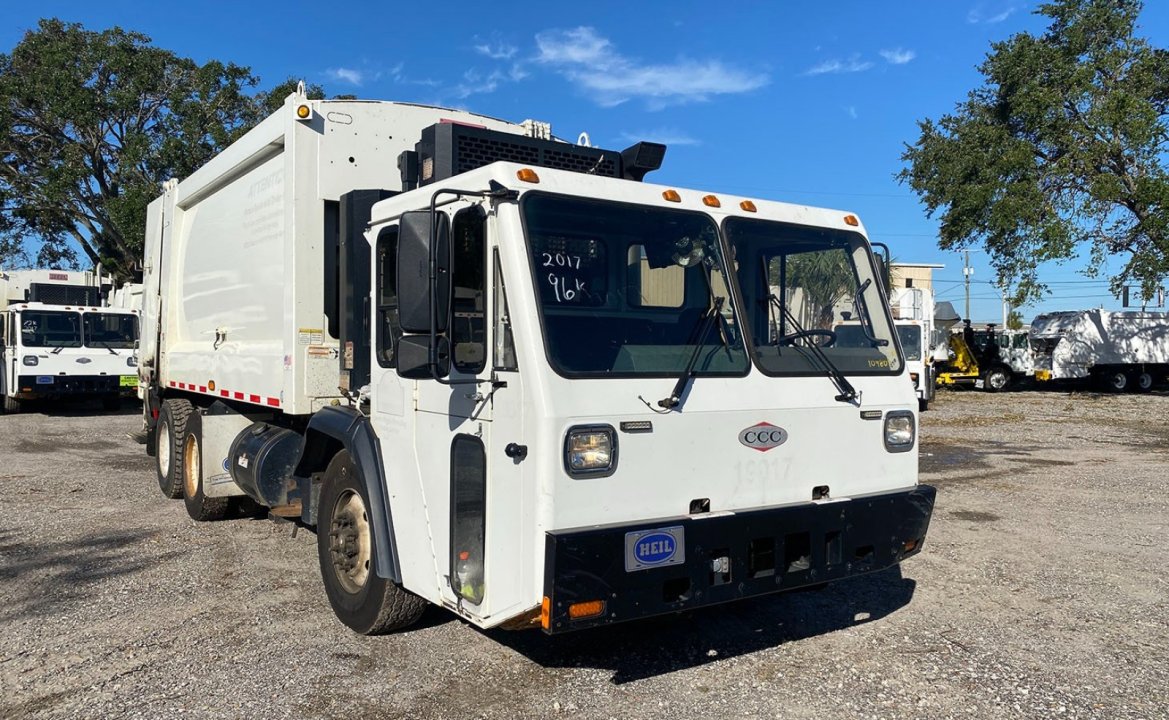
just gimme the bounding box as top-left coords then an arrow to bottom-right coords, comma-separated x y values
963,250 -> 972,320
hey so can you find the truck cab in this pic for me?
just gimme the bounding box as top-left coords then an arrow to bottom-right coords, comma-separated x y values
1,302 -> 139,412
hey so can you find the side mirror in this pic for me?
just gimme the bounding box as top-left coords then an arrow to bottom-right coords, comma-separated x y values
397,210 -> 450,334
396,335 -> 450,379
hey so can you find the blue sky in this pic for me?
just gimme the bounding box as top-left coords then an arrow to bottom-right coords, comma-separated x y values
4,1 -> 1168,322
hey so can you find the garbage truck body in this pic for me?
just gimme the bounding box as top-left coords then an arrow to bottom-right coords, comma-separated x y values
139,92 -> 934,634
1030,309 -> 1169,392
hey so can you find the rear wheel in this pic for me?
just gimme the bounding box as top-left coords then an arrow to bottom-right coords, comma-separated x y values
2,395 -> 20,414
983,366 -> 1011,393
1135,370 -> 1154,393
317,451 -> 427,635
156,398 -> 193,499
1099,369 -> 1129,393
182,411 -> 230,521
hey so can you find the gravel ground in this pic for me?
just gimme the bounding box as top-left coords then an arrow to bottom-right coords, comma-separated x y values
1,389 -> 1167,720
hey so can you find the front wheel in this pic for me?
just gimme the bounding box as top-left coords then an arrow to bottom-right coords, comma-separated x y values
1135,371 -> 1154,393
317,451 -> 427,635
983,366 -> 1011,393
918,397 -> 929,412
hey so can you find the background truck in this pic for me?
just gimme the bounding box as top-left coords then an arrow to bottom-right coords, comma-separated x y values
889,286 -> 935,411
140,88 -> 934,636
1029,309 -> 1169,392
1,269 -> 139,413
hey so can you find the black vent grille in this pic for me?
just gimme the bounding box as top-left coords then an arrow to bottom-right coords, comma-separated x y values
416,123 -> 622,186
455,135 -> 540,173
28,283 -> 98,306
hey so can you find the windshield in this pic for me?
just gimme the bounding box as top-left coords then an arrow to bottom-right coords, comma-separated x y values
724,217 -> 901,375
895,324 -> 923,361
19,310 -> 83,348
522,194 -> 749,377
83,312 -> 137,349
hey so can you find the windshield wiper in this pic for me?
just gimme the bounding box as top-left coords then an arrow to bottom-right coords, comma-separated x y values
763,289 -> 859,405
87,338 -> 119,355
657,295 -> 727,410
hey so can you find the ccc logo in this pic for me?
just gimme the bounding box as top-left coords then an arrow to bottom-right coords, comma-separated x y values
738,422 -> 788,452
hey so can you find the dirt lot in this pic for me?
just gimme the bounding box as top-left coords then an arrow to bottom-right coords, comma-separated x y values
1,389 -> 1167,720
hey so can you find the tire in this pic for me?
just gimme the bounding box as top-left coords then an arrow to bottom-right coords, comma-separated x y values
918,397 -> 929,412
1099,369 -> 1129,393
2,395 -> 20,414
1135,371 -> 1154,393
983,366 -> 1011,393
156,398 -> 193,499
181,411 -> 230,521
317,451 -> 427,635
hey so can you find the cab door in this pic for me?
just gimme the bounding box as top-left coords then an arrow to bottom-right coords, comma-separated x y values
378,203 -> 527,620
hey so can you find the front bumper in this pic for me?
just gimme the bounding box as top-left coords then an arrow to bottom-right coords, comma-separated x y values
542,485 -> 935,633
15,374 -> 137,399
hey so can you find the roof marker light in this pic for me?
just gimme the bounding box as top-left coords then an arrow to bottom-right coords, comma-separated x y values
295,104 -> 312,120
740,200 -> 757,212
516,168 -> 540,183
844,214 -> 860,226
702,195 -> 721,208
662,189 -> 681,203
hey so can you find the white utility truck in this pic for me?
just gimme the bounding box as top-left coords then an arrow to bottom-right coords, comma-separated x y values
139,89 -> 935,635
889,287 -> 935,411
1,269 -> 139,413
1030,309 -> 1169,392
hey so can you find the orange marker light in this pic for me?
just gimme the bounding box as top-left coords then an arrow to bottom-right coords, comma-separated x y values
540,596 -> 552,630
208,380 -> 216,392
844,214 -> 860,227
568,599 -> 606,620
739,200 -> 757,212
702,195 -> 721,208
516,168 -> 540,183
295,104 -> 311,119
662,189 -> 681,202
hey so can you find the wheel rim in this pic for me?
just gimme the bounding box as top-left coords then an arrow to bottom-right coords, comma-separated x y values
1109,373 -> 1126,390
183,433 -> 200,499
158,418 -> 171,478
989,371 -> 1007,389
329,489 -> 371,594
1138,373 -> 1153,390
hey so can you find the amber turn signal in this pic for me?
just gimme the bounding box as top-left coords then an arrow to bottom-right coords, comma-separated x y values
567,599 -> 606,620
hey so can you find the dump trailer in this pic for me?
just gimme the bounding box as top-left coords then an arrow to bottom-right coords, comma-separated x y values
140,88 -> 934,635
1,269 -> 139,413
1030,309 -> 1169,392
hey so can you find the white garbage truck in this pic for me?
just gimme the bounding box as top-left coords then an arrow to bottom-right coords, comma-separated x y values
138,88 -> 935,635
1030,309 -> 1169,391
1,269 -> 139,412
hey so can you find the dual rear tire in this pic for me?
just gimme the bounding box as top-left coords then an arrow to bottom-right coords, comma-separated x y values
154,398 -> 229,520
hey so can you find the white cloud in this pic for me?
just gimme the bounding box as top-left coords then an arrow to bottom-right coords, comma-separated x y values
325,67 -> 364,86
804,56 -> 874,76
619,128 -> 701,147
453,68 -> 506,99
967,4 -> 1017,24
535,26 -> 768,108
845,106 -> 858,120
879,48 -> 916,65
474,41 -> 518,60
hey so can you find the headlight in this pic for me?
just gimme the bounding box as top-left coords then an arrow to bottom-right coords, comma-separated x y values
564,425 -> 617,476
127,355 -> 138,367
884,411 -> 915,452
22,355 -> 38,366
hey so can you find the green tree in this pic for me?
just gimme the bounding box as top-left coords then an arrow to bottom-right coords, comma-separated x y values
1006,309 -> 1025,330
899,0 -> 1169,305
0,19 -> 323,279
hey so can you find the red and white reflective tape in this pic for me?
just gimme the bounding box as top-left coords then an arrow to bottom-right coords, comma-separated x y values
167,380 -> 280,408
